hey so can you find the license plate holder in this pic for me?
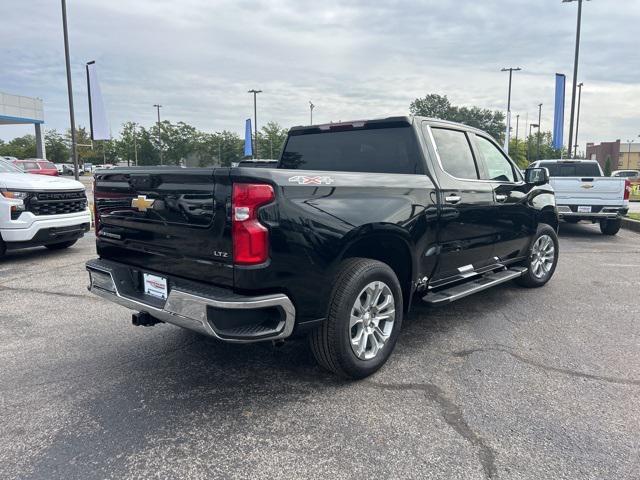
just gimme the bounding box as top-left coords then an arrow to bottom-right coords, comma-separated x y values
143,273 -> 168,300
577,206 -> 592,213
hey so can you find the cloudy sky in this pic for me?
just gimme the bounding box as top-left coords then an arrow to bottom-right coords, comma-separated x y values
1,0 -> 639,150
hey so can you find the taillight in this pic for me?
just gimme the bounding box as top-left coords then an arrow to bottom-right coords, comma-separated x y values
232,183 -> 275,265
624,179 -> 631,201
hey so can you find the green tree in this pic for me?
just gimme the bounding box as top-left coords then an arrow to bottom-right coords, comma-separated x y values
604,155 -> 612,176
257,121 -> 288,159
524,131 -> 565,164
0,134 -> 36,159
508,138 -> 528,169
44,129 -> 70,163
409,94 -> 506,143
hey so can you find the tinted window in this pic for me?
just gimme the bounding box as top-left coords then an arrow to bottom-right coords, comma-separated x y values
475,136 -> 515,182
280,126 -> 422,174
538,161 -> 601,177
22,162 -> 40,170
39,161 -> 57,169
431,128 -> 478,179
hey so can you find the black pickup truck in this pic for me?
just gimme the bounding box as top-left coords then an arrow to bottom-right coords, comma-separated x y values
87,116 -> 558,379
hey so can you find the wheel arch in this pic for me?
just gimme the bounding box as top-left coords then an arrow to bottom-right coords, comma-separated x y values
338,228 -> 416,312
539,206 -> 559,232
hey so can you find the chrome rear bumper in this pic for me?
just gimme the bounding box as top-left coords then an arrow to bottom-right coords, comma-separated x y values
557,205 -> 627,219
86,259 -> 295,343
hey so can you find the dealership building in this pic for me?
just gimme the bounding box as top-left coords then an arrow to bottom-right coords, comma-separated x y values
586,139 -> 640,172
0,92 -> 45,158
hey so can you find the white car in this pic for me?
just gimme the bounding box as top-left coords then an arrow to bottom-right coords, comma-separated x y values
0,159 -> 91,257
611,169 -> 640,180
529,159 -> 630,235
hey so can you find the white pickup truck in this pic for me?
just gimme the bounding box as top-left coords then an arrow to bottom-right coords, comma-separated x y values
0,158 -> 91,257
529,159 -> 630,235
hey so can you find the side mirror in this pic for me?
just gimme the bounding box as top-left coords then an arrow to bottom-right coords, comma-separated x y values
525,167 -> 549,186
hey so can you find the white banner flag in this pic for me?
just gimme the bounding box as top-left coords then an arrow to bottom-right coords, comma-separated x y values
86,61 -> 110,140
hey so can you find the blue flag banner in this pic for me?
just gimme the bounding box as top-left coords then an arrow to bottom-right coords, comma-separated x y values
244,118 -> 253,157
553,73 -> 566,150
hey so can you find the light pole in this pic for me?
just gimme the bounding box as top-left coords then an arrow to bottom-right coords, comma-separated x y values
309,101 -> 315,125
573,82 -> 584,158
528,123 -> 539,162
515,114 -> 520,147
537,103 -> 543,161
501,67 -> 522,154
626,139 -> 635,170
153,104 -> 163,165
563,0 -> 588,158
248,89 -> 262,159
61,0 -> 79,180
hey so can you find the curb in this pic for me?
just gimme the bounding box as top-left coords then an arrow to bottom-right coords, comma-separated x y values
622,217 -> 640,233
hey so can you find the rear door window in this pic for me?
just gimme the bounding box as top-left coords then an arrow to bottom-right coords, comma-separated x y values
430,127 -> 479,179
280,125 -> 423,174
23,162 -> 40,170
539,162 -> 602,177
474,135 -> 516,182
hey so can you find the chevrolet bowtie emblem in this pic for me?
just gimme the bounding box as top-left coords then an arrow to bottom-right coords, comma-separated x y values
581,184 -> 594,189
131,195 -> 155,212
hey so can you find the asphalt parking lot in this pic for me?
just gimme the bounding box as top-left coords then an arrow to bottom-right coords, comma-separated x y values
1,225 -> 639,480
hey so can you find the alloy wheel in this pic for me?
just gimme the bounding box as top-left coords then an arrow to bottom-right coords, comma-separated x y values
530,234 -> 555,279
349,281 -> 396,360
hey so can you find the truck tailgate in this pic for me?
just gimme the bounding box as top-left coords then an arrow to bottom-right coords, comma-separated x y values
94,168 -> 234,287
551,177 -> 626,206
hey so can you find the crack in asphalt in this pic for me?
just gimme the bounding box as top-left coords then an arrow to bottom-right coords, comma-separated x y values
365,380 -> 498,479
0,284 -> 94,300
453,346 -> 640,387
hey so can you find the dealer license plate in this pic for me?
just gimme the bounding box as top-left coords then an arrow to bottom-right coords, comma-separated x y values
577,206 -> 592,213
143,273 -> 168,300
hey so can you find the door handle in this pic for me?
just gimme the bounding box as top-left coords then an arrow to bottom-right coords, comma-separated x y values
445,194 -> 461,204
495,194 -> 507,202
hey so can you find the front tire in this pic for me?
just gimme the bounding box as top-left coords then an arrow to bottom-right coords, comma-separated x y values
45,239 -> 78,250
599,218 -> 621,235
309,258 -> 403,379
516,224 -> 559,288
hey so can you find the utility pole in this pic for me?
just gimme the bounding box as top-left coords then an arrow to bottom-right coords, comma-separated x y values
248,89 -> 262,159
528,123 -> 539,162
537,103 -> 543,161
501,67 -> 522,154
309,101 -> 315,125
573,82 -> 584,158
61,0 -> 79,180
515,114 -> 520,146
153,104 -> 163,165
564,0 -> 587,158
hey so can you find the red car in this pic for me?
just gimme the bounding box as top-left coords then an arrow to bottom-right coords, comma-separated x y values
13,159 -> 59,176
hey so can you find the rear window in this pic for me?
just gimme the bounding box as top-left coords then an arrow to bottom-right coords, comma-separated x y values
538,161 -> 601,177
280,125 -> 423,174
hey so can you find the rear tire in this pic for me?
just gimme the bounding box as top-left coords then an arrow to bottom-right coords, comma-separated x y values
45,240 -> 77,250
309,258 -> 403,379
0,237 -> 5,258
599,218 -> 621,235
516,224 -> 559,288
